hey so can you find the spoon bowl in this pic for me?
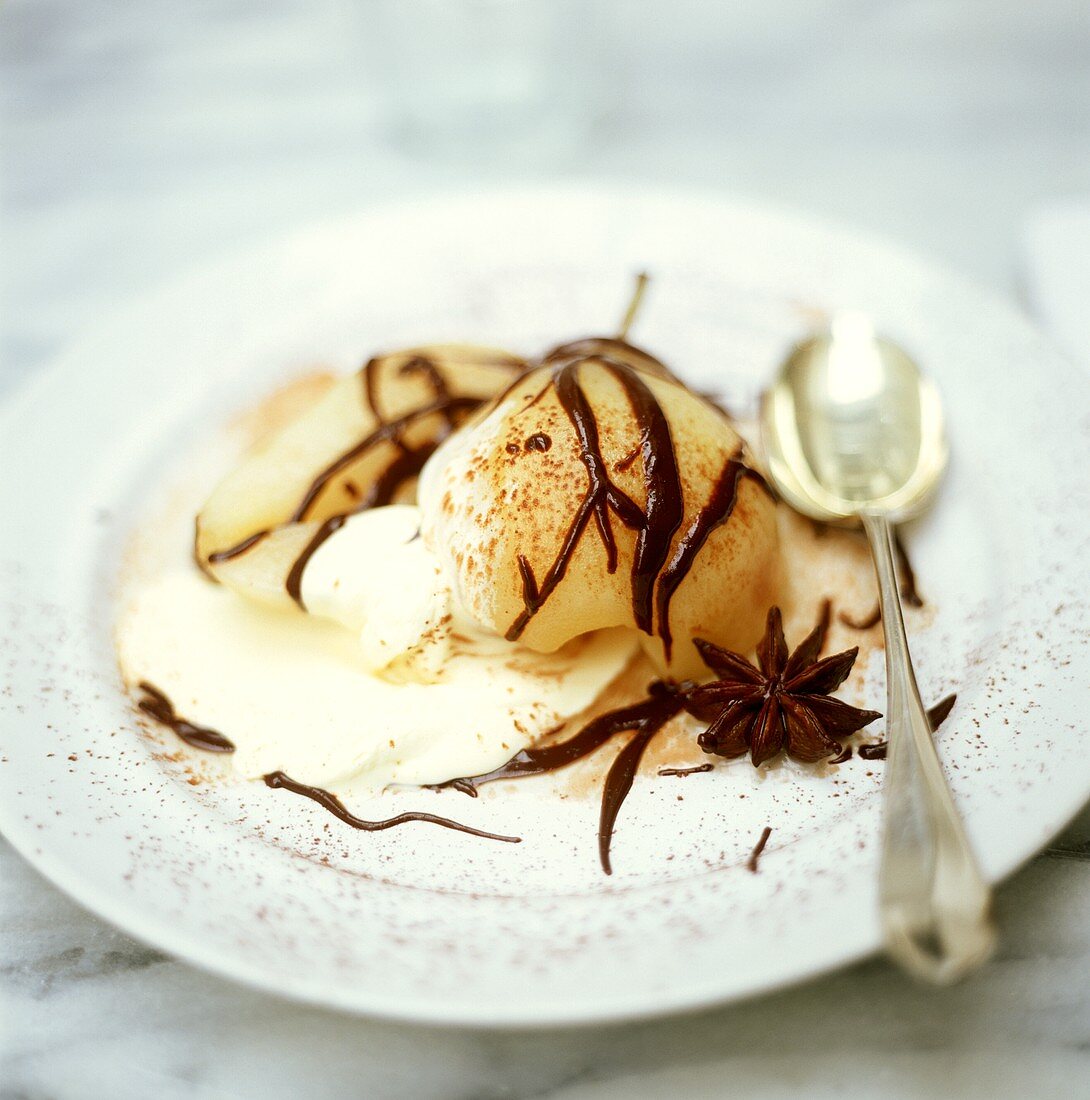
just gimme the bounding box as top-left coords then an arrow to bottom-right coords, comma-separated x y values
762,311 -> 948,521
761,311 -> 996,984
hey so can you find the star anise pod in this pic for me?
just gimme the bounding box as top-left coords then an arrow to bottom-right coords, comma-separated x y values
685,606 -> 881,766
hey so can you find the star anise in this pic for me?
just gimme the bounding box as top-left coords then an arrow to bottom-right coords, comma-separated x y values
685,606 -> 881,766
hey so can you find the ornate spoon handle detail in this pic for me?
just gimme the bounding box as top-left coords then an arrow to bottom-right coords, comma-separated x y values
863,513 -> 997,983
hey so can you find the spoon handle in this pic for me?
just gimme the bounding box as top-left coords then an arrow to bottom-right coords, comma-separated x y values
862,513 -> 997,983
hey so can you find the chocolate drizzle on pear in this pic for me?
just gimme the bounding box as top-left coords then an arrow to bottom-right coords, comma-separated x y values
206,530 -> 269,565
505,341 -> 772,655
291,355 -> 474,522
656,452 -> 768,657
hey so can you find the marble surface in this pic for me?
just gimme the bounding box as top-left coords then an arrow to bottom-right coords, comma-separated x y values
2,2 -> 1089,1096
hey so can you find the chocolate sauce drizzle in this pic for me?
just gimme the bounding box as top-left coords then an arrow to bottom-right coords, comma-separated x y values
207,530 -> 269,565
263,771 -> 520,843
506,341 -> 770,651
655,451 -> 767,658
894,531 -> 924,608
285,514 -> 346,608
444,681 -> 689,874
137,682 -> 235,753
615,363 -> 686,637
658,763 -> 714,777
614,443 -> 642,472
289,397 -> 478,525
747,826 -> 772,873
596,711 -> 673,875
429,777 -> 478,798
546,336 -> 673,381
839,530 -> 924,630
858,693 -> 957,760
505,359 -> 646,639
839,605 -> 882,631
135,687 -> 519,842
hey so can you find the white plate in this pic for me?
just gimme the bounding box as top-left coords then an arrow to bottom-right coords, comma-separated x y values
2,186 -> 1088,1027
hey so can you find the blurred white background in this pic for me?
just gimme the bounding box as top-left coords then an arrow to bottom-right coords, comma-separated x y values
3,0 -> 1088,386
2,3 -> 1090,1098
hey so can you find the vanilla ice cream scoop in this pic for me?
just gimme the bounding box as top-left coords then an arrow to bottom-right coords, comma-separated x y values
299,505 -> 455,683
418,337 -> 782,680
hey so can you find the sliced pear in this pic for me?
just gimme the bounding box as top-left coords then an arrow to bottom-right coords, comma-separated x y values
195,345 -> 524,609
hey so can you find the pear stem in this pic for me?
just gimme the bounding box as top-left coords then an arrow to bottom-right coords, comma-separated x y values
617,272 -> 650,341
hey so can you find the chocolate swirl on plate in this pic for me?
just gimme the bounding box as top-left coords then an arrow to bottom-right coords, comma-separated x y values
137,682 -> 235,753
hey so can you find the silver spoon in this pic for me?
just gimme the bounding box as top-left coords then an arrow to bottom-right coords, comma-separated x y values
761,310 -> 996,983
